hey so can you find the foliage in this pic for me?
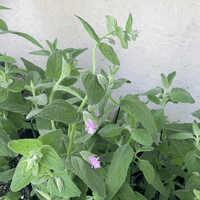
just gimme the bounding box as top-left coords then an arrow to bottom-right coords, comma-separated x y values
0,6 -> 199,200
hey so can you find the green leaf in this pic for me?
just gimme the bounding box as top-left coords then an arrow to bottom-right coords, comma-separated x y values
38,129 -> 63,150
10,31 -> 43,49
115,26 -> 128,49
26,94 -> 48,106
134,192 -> 148,200
170,140 -> 194,159
193,120 -> 200,137
56,85 -> 84,100
34,188 -> 51,200
105,15 -> 117,33
160,73 -> 169,90
29,50 -> 50,56
47,171 -> 81,198
0,55 -> 16,63
0,87 -> 8,103
164,123 -> 193,133
152,109 -> 168,132
120,94 -> 158,145
40,145 -> 65,171
36,117 -> 52,134
185,175 -> 200,191
169,133 -> 195,140
110,78 -> 130,90
8,139 -> 42,157
0,128 -> 16,157
142,87 -> 162,96
7,77 -> 25,93
138,159 -> 155,183
174,190 -> 195,200
98,124 -> 124,138
81,71 -> 106,105
35,82 -> 55,91
147,95 -> 160,105
116,181 -> 137,200
125,13 -> 133,33
0,19 -> 8,31
4,191 -> 22,200
0,102 -> 30,115
98,43 -> 120,65
38,99 -> 82,124
75,15 -> 99,43
192,109 -> 200,120
194,189 -> 200,199
21,58 -> 45,79
138,159 -> 166,196
167,71 -> 176,88
65,156 -> 106,198
45,51 -> 62,80
0,168 -> 15,183
170,88 -> 195,104
10,157 -> 43,192
70,48 -> 88,59
105,144 -> 134,200
185,149 -> 200,174
0,6 -> 11,10
129,129 -> 153,146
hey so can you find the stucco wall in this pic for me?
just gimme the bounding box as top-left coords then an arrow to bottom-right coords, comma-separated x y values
1,0 -> 200,122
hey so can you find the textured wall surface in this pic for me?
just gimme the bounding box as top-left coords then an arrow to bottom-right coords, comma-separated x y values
1,0 -> 200,122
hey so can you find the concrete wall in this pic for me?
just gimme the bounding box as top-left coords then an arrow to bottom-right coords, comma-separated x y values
1,0 -> 200,122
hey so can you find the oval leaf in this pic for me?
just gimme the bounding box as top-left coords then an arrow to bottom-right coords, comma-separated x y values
98,43 -> 120,65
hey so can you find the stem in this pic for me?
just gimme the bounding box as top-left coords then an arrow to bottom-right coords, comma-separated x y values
32,87 -> 38,109
67,123 -> 76,156
45,169 -> 54,177
48,79 -> 62,130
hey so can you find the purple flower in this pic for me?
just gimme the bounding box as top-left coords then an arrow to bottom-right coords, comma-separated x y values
88,155 -> 101,169
94,110 -> 100,117
85,119 -> 98,134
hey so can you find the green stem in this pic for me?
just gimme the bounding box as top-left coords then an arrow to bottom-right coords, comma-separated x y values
48,79 -> 62,130
67,123 -> 76,156
45,169 -> 54,177
32,87 -> 38,109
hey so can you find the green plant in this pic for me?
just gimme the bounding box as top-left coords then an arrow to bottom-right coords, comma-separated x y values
0,5 -> 200,200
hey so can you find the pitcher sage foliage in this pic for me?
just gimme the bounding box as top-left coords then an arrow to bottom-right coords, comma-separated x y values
0,5 -> 199,200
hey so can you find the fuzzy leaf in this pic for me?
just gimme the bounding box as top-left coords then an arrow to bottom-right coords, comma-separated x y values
98,124 -> 124,138
98,43 -> 120,65
29,50 -> 50,56
81,71 -> 106,105
0,129 -> 16,157
10,31 -> 43,49
38,129 -> 63,151
170,88 -> 195,104
8,139 -> 42,157
105,15 -> 117,33
0,19 -> 8,31
45,51 -> 62,80
167,71 -> 176,88
0,55 -> 16,63
120,94 -> 158,144
75,15 -> 99,43
0,102 -> 30,115
125,13 -> 133,33
169,133 -> 195,140
47,171 -> 81,198
105,144 -> 134,200
21,58 -> 45,79
40,145 -> 65,171
115,26 -> 128,49
66,156 -> 106,198
130,129 -> 153,146
38,99 -> 82,124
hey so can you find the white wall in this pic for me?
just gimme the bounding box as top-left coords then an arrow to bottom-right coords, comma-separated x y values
1,0 -> 200,122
